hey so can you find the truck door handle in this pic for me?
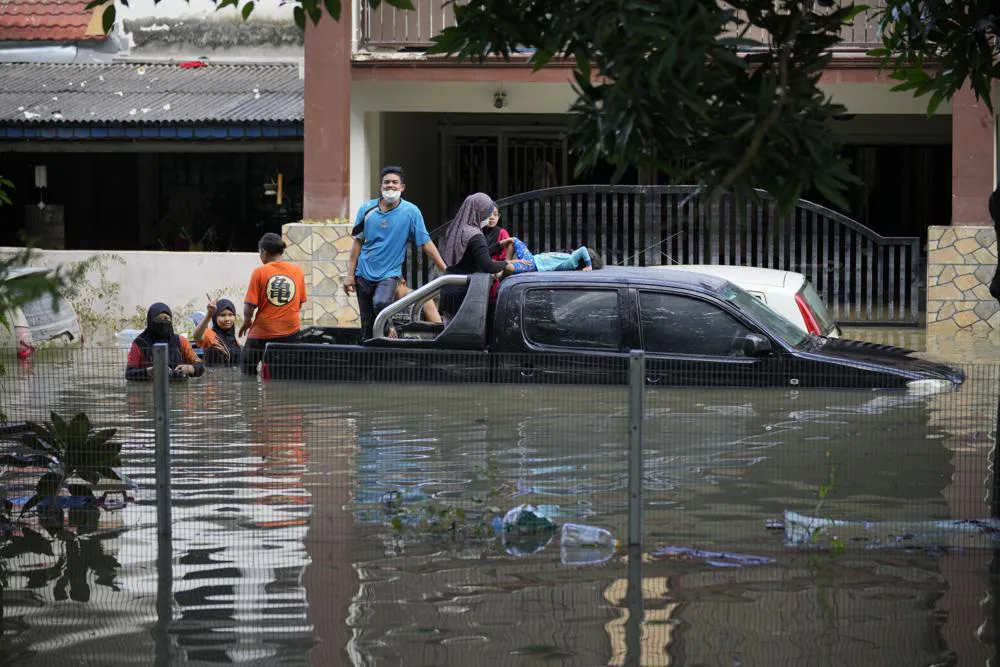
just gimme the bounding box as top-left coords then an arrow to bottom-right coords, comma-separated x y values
520,367 -> 536,378
646,375 -> 661,385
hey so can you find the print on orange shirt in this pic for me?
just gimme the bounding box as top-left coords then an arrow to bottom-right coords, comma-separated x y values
244,260 -> 307,339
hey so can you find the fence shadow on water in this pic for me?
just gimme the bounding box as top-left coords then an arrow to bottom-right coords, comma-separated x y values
0,347 -> 998,666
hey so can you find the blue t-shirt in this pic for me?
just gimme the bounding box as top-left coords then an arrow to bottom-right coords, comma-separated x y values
353,198 -> 431,282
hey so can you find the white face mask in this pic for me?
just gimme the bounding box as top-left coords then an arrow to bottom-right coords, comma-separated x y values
480,217 -> 492,226
381,189 -> 401,203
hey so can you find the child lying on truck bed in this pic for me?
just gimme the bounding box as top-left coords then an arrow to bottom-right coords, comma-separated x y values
500,238 -> 603,273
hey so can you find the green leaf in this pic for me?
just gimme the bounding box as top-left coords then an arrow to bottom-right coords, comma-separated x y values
50,412 -> 67,435
242,1 -> 255,20
88,428 -> 118,448
384,0 -> 415,10
67,413 -> 91,444
101,5 -> 116,34
293,6 -> 305,29
841,4 -> 870,23
323,0 -> 341,21
926,87 -> 946,115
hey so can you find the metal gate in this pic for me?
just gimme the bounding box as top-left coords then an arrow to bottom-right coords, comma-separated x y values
440,129 -> 568,222
408,185 -> 921,326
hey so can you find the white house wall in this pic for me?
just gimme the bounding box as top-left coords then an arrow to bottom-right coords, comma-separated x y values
114,0 -> 294,20
1,247 -> 260,344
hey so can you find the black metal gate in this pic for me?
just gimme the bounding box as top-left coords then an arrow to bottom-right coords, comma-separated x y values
408,185 -> 921,326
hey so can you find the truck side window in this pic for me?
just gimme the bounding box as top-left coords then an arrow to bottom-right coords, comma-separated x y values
639,291 -> 751,356
522,288 -> 621,350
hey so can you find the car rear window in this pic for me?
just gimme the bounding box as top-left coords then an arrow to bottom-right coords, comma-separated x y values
522,288 -> 621,350
798,282 -> 837,335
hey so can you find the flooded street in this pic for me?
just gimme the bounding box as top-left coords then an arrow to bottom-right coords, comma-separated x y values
1,328 -> 998,666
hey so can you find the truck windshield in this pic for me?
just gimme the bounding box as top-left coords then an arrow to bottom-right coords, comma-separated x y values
719,283 -> 808,347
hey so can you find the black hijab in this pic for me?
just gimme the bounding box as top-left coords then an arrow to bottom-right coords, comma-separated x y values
482,200 -> 502,247
211,298 -> 240,356
134,302 -> 183,366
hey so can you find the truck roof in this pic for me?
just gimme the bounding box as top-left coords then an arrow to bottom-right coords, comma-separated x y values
502,266 -> 731,292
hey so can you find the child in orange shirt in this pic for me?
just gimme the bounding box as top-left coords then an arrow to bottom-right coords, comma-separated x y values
191,297 -> 241,366
239,233 -> 307,375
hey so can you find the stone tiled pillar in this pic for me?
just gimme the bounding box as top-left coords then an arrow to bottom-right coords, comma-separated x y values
926,226 -> 998,331
926,86 -> 997,332
283,222 -> 360,328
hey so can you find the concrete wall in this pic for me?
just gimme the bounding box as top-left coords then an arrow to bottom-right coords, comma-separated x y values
1,247 -> 260,344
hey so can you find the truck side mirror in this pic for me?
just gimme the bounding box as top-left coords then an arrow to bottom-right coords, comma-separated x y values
743,333 -> 772,357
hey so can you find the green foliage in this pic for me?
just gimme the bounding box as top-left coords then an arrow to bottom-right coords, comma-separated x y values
429,0 -> 863,213
384,453 -> 511,540
871,1 -> 999,114
18,412 -> 128,516
0,176 -> 12,206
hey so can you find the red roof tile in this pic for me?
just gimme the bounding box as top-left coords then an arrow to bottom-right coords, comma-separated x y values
0,0 -> 106,42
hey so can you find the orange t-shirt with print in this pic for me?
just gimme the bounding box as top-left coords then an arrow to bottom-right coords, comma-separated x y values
244,260 -> 307,340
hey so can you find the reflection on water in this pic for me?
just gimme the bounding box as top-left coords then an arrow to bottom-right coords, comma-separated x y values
0,342 -> 997,666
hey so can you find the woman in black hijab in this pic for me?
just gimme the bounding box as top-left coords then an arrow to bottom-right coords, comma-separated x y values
191,297 -> 241,366
125,302 -> 204,381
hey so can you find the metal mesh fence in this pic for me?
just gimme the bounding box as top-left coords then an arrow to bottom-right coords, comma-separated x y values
1,346 -> 998,666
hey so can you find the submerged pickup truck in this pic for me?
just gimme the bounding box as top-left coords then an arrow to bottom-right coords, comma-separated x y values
261,268 -> 964,390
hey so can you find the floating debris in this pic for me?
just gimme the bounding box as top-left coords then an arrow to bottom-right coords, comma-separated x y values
561,523 -> 618,566
653,545 -> 775,568
783,510 -> 1000,549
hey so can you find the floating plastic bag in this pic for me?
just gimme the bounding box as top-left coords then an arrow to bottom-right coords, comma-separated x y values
500,504 -> 557,556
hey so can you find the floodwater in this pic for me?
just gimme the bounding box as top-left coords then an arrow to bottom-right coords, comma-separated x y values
0,329 -> 997,667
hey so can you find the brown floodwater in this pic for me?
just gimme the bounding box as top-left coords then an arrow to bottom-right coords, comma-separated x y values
0,333 -> 997,666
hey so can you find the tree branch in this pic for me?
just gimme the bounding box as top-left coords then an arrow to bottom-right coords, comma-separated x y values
717,3 -> 804,193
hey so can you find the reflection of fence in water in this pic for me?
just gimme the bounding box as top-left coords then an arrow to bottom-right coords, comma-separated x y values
0,348 -> 997,665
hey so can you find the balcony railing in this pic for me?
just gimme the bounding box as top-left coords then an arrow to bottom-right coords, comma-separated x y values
358,1 -> 886,52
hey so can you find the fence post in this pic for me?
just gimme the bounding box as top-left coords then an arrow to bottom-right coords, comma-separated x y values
152,343 -> 173,665
153,343 -> 172,535
628,350 -> 644,548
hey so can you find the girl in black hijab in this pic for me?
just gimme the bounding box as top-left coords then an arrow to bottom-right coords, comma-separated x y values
125,302 -> 204,381
191,297 -> 241,366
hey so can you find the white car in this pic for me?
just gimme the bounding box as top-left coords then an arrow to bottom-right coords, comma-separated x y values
1,267 -> 83,357
649,264 -> 842,338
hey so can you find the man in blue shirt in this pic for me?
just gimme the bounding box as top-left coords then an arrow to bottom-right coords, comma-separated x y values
344,166 -> 447,340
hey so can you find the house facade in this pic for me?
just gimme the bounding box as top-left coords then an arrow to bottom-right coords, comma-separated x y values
298,0 -> 997,332
0,0 -> 304,252
1,1 -> 995,331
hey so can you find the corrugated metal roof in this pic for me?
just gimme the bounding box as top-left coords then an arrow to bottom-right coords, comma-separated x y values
0,62 -> 303,124
0,0 -> 105,42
